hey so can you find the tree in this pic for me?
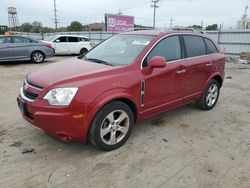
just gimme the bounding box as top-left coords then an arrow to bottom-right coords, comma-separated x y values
18,23 -> 33,32
30,21 -> 43,33
205,24 -> 218,31
67,21 -> 83,31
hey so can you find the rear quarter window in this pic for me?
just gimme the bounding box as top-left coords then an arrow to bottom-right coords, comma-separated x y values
204,38 -> 219,54
183,35 -> 206,58
68,37 -> 79,42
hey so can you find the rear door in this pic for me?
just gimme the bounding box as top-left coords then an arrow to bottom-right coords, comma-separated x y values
0,36 -> 13,60
182,35 -> 213,102
67,36 -> 80,54
12,36 -> 32,59
142,35 -> 186,117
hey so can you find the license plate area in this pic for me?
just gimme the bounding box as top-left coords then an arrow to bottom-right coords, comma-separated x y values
17,98 -> 28,115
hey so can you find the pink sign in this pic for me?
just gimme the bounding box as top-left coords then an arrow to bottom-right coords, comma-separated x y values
106,14 -> 134,32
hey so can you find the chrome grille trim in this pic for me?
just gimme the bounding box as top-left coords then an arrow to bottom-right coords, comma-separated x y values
25,79 -> 43,91
20,87 -> 35,102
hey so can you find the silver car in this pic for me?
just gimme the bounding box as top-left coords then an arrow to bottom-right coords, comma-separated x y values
0,36 -> 54,63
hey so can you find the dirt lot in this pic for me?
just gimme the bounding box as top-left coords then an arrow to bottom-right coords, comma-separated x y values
0,57 -> 250,188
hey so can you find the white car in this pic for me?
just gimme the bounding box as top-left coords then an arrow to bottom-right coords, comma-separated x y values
42,35 -> 93,55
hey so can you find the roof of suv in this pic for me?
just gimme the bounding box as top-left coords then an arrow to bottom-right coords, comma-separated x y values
122,30 -> 205,37
54,35 -> 88,38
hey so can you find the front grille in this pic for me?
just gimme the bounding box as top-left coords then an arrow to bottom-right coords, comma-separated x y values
23,89 -> 38,100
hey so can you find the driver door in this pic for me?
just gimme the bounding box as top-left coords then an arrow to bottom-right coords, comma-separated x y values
142,35 -> 186,117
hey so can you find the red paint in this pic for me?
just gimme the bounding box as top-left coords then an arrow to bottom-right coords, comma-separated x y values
17,31 -> 225,142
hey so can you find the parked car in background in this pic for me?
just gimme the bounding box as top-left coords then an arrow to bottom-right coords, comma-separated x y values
42,35 -> 93,55
17,30 -> 225,151
0,35 -> 54,63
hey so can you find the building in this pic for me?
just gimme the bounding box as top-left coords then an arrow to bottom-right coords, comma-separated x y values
84,22 -> 105,31
236,5 -> 250,29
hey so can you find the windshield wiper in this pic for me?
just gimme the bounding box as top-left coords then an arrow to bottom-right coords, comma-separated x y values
86,58 -> 113,66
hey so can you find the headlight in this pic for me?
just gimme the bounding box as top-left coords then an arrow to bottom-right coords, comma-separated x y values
43,87 -> 78,106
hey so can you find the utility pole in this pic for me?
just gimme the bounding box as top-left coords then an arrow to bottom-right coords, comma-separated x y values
53,0 -> 59,31
117,9 -> 122,15
201,19 -> 204,30
170,17 -> 173,28
151,0 -> 159,29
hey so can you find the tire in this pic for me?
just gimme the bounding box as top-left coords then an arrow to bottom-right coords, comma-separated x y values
31,51 -> 45,63
196,79 -> 220,110
89,101 -> 134,151
79,48 -> 88,55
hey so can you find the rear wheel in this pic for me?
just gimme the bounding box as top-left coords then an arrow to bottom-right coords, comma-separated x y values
80,48 -> 88,55
89,101 -> 134,151
31,51 -> 44,63
196,79 -> 220,110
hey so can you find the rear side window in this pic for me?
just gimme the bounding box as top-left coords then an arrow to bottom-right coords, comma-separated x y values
79,37 -> 89,42
0,37 -> 11,43
13,37 -> 31,43
183,35 -> 206,58
204,38 -> 219,54
68,37 -> 79,42
146,36 -> 181,65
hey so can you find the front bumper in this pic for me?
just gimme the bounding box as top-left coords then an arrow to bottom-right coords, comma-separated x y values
17,91 -> 87,142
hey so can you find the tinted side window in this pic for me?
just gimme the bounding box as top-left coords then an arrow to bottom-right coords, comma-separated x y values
146,36 -> 181,65
57,37 -> 67,42
204,38 -> 219,54
79,37 -> 89,42
183,35 -> 206,57
13,37 -> 31,43
68,37 -> 78,42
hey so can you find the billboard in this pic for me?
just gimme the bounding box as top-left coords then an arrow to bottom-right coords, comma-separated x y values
105,14 -> 134,32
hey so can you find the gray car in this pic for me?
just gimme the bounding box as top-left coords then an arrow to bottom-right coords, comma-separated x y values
0,36 -> 54,63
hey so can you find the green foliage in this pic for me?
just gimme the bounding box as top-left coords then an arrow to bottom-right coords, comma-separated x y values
205,24 -> 218,31
67,21 -> 83,31
15,21 -> 84,33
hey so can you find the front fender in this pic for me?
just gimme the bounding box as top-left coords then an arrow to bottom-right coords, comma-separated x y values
82,88 -> 139,140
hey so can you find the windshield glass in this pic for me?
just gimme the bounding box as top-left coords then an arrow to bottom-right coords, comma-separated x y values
85,34 -> 155,66
44,36 -> 56,41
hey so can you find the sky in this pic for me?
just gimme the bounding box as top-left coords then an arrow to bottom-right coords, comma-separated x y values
0,0 -> 249,29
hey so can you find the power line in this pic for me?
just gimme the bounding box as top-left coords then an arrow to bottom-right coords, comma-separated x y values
151,0 -> 160,28
53,0 -> 59,31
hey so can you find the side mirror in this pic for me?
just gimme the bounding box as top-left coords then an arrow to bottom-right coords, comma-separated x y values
148,56 -> 166,69
55,39 -> 60,43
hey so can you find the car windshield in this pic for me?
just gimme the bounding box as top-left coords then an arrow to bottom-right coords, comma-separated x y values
84,34 -> 155,66
44,36 -> 56,41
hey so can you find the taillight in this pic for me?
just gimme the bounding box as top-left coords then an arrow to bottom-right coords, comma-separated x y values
46,44 -> 52,48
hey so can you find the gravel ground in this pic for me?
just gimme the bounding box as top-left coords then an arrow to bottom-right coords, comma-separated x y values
0,56 -> 250,188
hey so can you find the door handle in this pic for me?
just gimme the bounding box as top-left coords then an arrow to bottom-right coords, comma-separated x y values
206,62 -> 212,67
176,69 -> 186,74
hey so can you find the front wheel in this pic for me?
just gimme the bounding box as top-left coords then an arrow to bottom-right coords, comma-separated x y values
196,79 -> 220,110
31,51 -> 45,63
89,101 -> 134,151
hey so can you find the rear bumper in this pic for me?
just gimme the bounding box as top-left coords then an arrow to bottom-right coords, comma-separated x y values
44,49 -> 54,59
17,95 -> 87,142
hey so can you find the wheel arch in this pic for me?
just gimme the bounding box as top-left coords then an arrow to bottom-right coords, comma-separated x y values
212,75 -> 223,87
205,73 -> 223,89
84,90 -> 139,141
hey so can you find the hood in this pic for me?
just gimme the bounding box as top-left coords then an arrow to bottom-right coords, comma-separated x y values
27,57 -> 124,88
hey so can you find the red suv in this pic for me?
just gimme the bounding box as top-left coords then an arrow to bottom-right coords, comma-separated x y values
17,30 -> 225,150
